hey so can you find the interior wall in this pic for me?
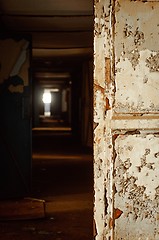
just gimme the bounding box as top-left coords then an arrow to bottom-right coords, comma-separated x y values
0,36 -> 31,198
81,59 -> 93,148
94,0 -> 159,239
71,66 -> 83,138
0,38 -> 29,86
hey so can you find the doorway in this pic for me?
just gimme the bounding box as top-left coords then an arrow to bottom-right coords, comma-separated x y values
0,0 -> 94,239
31,55 -> 94,240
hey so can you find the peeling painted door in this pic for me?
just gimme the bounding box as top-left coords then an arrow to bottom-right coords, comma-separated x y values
0,36 -> 31,199
94,0 -> 159,239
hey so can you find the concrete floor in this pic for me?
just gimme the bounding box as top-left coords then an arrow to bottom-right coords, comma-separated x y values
0,131 -> 93,240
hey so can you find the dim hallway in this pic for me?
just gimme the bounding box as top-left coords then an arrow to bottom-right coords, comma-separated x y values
0,131 -> 93,240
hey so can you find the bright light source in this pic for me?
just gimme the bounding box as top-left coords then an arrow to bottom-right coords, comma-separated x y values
42,90 -> 52,116
42,92 -> 51,104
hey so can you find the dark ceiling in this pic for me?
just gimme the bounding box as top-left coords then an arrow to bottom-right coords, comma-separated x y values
0,0 -> 94,72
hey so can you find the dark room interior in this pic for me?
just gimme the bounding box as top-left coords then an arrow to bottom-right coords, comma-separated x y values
0,1 -> 94,239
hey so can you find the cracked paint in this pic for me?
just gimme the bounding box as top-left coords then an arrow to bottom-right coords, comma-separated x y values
94,0 -> 159,239
115,1 -> 159,59
114,134 -> 159,239
114,0 -> 159,114
115,49 -> 159,113
94,1 -> 114,239
146,52 -> 159,72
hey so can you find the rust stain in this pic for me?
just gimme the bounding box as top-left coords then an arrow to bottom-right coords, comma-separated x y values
106,97 -> 111,111
112,134 -> 119,142
109,208 -> 123,230
109,217 -> 114,229
94,83 -> 105,94
114,208 -> 123,219
112,134 -> 119,163
105,58 -> 111,84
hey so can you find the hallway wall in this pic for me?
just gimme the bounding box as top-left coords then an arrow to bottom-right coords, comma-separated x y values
81,59 -> 93,148
0,36 -> 31,198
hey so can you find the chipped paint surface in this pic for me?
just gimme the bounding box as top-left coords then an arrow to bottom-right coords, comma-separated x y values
114,134 -> 159,239
94,0 -> 114,239
0,38 -> 29,90
94,0 -> 159,239
115,49 -> 159,113
114,1 -> 159,114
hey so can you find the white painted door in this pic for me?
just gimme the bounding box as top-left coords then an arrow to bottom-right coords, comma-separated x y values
94,1 -> 159,239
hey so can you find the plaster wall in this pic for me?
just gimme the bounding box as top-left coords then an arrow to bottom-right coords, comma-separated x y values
0,38 -> 30,89
0,37 -> 31,198
94,0 -> 159,239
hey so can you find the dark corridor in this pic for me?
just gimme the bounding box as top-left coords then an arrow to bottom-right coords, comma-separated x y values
0,0 -> 94,239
